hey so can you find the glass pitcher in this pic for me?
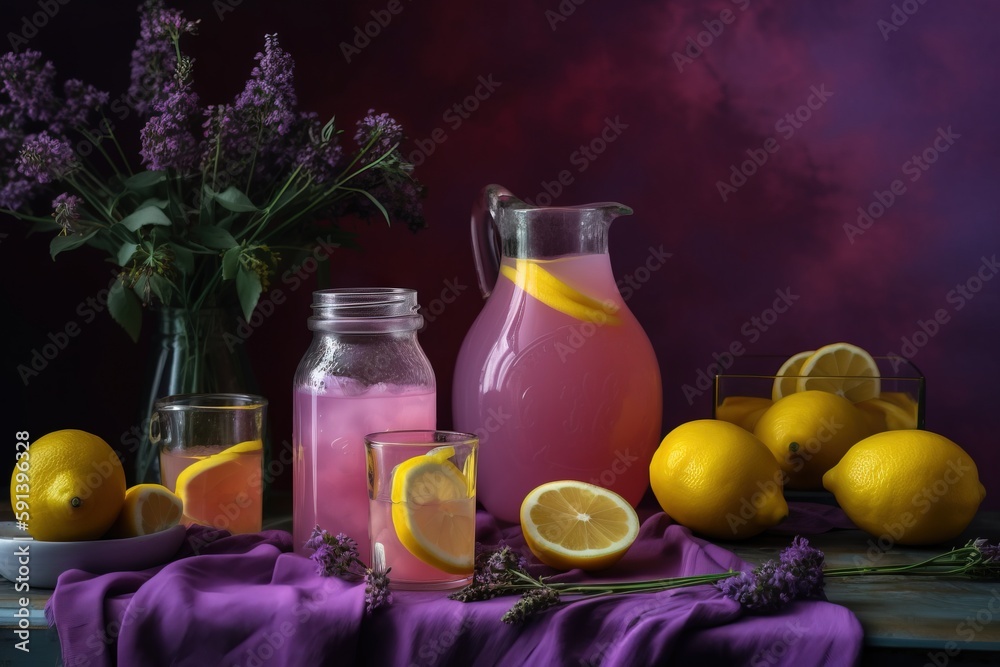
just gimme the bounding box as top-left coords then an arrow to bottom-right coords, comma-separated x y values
452,184 -> 663,523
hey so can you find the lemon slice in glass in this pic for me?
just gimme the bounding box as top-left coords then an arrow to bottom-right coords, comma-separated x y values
795,342 -> 881,402
390,454 -> 475,574
501,259 -> 621,325
771,350 -> 814,400
520,480 -> 639,571
174,439 -> 263,533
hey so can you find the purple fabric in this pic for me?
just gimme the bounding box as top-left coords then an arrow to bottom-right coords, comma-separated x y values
46,507 -> 863,666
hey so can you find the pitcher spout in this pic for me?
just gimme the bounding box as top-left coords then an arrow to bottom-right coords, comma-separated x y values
471,184 -> 632,298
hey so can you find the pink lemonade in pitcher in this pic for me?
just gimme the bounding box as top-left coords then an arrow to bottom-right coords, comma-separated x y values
292,381 -> 436,560
453,253 -> 662,523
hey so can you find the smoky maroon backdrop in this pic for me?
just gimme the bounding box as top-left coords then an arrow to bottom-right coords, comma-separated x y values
2,0 -> 999,509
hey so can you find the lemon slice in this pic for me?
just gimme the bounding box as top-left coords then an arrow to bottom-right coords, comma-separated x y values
501,259 -> 621,325
771,350 -> 814,400
715,396 -> 773,431
174,440 -> 263,533
391,454 -> 475,574
107,484 -> 183,538
795,342 -> 881,402
520,480 -> 639,571
856,397 -> 918,431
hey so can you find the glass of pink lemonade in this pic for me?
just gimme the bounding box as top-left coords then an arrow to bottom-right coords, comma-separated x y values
154,393 -> 266,534
364,430 -> 477,590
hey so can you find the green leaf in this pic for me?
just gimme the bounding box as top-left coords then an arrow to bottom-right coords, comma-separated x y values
222,246 -> 241,280
121,206 -> 172,232
170,243 -> 195,274
148,273 -> 171,303
108,279 -> 142,342
236,266 -> 262,322
213,187 -> 258,213
139,197 -> 170,210
321,116 -> 337,143
50,230 -> 98,259
124,170 -> 167,190
117,242 -> 138,266
192,226 -> 238,250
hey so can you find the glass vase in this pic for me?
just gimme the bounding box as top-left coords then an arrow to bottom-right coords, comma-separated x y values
134,306 -> 260,484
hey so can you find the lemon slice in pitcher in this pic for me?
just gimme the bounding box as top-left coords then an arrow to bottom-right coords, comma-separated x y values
391,454 -> 475,574
502,259 -> 621,325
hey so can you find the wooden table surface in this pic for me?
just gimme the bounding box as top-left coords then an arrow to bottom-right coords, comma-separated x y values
3,504 -> 1000,665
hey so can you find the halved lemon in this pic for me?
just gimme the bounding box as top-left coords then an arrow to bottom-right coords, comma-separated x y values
795,342 -> 881,402
771,350 -> 814,400
107,484 -> 183,538
391,454 -> 475,574
520,480 -> 639,571
174,440 -> 263,534
501,259 -> 621,325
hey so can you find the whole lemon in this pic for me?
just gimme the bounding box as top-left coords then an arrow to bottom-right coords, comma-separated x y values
649,419 -> 788,540
753,390 -> 875,490
823,430 -> 986,545
10,430 -> 126,541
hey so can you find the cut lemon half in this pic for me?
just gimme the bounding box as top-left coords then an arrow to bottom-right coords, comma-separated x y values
771,350 -> 814,401
174,440 -> 263,534
520,480 -> 639,571
107,484 -> 183,538
391,454 -> 475,574
501,259 -> 621,325
795,342 -> 881,402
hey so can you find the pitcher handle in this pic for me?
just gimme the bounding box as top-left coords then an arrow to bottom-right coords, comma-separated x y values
471,184 -> 511,298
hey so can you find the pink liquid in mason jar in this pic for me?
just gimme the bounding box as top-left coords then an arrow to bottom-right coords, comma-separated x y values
453,253 -> 662,523
292,380 -> 435,560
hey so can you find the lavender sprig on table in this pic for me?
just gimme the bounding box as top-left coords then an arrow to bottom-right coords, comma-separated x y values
306,526 -> 392,614
451,537 -> 1000,624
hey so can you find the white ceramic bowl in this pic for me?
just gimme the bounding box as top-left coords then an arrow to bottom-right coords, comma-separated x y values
0,522 -> 187,589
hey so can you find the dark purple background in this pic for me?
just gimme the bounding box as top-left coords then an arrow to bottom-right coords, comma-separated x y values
2,1 -> 998,507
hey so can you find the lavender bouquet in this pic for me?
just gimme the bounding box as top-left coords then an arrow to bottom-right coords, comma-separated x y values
0,0 -> 424,343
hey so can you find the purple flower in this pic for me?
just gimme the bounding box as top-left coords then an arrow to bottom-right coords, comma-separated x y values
57,79 -> 110,131
779,536 -> 825,600
17,132 -> 76,183
234,34 -> 297,134
305,526 -> 363,577
0,50 -> 57,122
128,0 -> 196,117
294,115 -> 343,184
363,542 -> 393,614
140,81 -> 201,171
52,193 -> 83,233
718,562 -> 796,612
501,588 -> 561,624
354,109 -> 403,163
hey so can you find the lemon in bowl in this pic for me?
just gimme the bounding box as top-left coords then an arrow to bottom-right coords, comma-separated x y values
11,429 -> 126,542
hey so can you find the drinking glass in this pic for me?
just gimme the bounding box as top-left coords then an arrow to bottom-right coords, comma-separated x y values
365,430 -> 477,590
153,393 -> 267,534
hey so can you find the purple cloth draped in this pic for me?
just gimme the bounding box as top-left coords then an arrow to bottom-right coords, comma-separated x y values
46,505 -> 863,666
